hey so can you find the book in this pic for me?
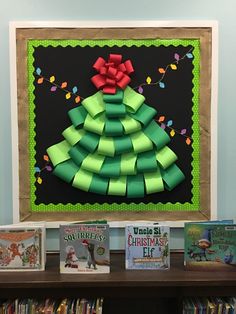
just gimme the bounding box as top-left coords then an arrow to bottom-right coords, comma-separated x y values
125,224 -> 170,270
0,224 -> 46,271
184,221 -> 236,271
60,224 -> 110,274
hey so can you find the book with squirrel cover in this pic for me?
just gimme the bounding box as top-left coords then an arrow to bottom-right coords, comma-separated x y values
184,221 -> 236,271
125,225 -> 170,270
60,224 -> 110,273
0,224 -> 46,271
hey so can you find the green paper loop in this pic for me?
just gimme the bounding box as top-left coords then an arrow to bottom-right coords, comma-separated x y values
84,113 -> 105,135
130,131 -> 153,153
104,119 -> 124,136
123,86 -> 145,113
120,153 -> 137,175
81,152 -> 105,173
72,168 -> 93,192
137,151 -> 157,173
79,132 -> 100,153
120,115 -> 142,134
156,146 -> 177,169
144,168 -> 164,194
130,103 -> 157,126
53,159 -> 79,183
89,174 -> 109,195
105,103 -> 126,118
46,140 -> 71,166
100,156 -> 121,178
103,90 -> 124,103
127,174 -> 145,198
161,164 -> 185,191
62,126 -> 85,146
114,136 -> 133,155
68,106 -> 87,128
97,136 -> 115,157
69,144 -> 89,167
108,176 -> 127,196
82,91 -> 105,118
143,121 -> 170,150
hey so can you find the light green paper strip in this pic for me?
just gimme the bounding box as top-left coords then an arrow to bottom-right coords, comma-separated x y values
120,152 -> 137,175
84,113 -> 105,135
144,168 -> 164,194
81,152 -> 105,174
123,86 -> 145,113
130,131 -> 153,153
108,176 -> 127,196
120,115 -> 142,134
156,146 -> 178,169
62,126 -> 85,146
97,137 -> 115,157
46,140 -> 71,166
72,168 -> 93,192
82,91 -> 105,118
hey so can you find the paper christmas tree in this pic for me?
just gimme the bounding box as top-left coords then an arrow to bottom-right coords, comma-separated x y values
47,54 -> 185,197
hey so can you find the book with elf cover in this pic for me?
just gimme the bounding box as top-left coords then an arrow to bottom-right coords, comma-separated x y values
60,224 -> 110,273
125,224 -> 169,270
0,223 -> 46,271
184,221 -> 236,271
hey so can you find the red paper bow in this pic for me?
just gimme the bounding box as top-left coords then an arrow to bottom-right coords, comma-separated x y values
91,54 -> 134,94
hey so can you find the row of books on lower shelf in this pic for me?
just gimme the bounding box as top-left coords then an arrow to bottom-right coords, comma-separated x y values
0,298 -> 103,314
0,219 -> 236,273
183,296 -> 236,314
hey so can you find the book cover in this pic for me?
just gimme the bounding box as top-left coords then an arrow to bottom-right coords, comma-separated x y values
125,225 -> 169,270
0,224 -> 46,271
60,224 -> 110,273
184,222 -> 236,271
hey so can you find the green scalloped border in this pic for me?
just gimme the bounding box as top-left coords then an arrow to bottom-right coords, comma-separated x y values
28,38 -> 200,212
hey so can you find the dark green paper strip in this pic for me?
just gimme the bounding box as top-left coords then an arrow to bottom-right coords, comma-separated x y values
137,151 -> 157,173
89,174 -> 109,195
104,119 -> 124,136
79,132 -> 100,153
69,144 -> 89,167
130,103 -> 157,126
161,164 -> 185,191
114,135 -> 133,154
100,156 -> 121,178
143,120 -> 170,150
105,103 -> 126,118
53,159 -> 79,183
103,89 -> 124,103
68,106 -> 87,128
127,174 -> 145,198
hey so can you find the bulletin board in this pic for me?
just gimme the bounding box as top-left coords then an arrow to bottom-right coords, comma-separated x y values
10,22 -> 218,224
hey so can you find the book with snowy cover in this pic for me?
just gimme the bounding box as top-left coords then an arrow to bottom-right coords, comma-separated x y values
60,224 -> 110,273
125,225 -> 170,270
0,224 -> 46,271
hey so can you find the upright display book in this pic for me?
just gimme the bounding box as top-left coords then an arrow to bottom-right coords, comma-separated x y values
184,221 -> 236,271
125,225 -> 170,270
60,224 -> 110,273
0,224 -> 46,271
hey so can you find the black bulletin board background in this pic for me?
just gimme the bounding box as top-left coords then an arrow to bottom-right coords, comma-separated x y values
33,44 -> 194,206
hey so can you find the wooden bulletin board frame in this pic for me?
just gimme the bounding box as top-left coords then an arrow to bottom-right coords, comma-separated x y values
10,21 -> 218,227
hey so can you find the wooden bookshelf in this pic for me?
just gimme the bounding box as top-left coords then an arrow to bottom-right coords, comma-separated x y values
0,252 -> 236,313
